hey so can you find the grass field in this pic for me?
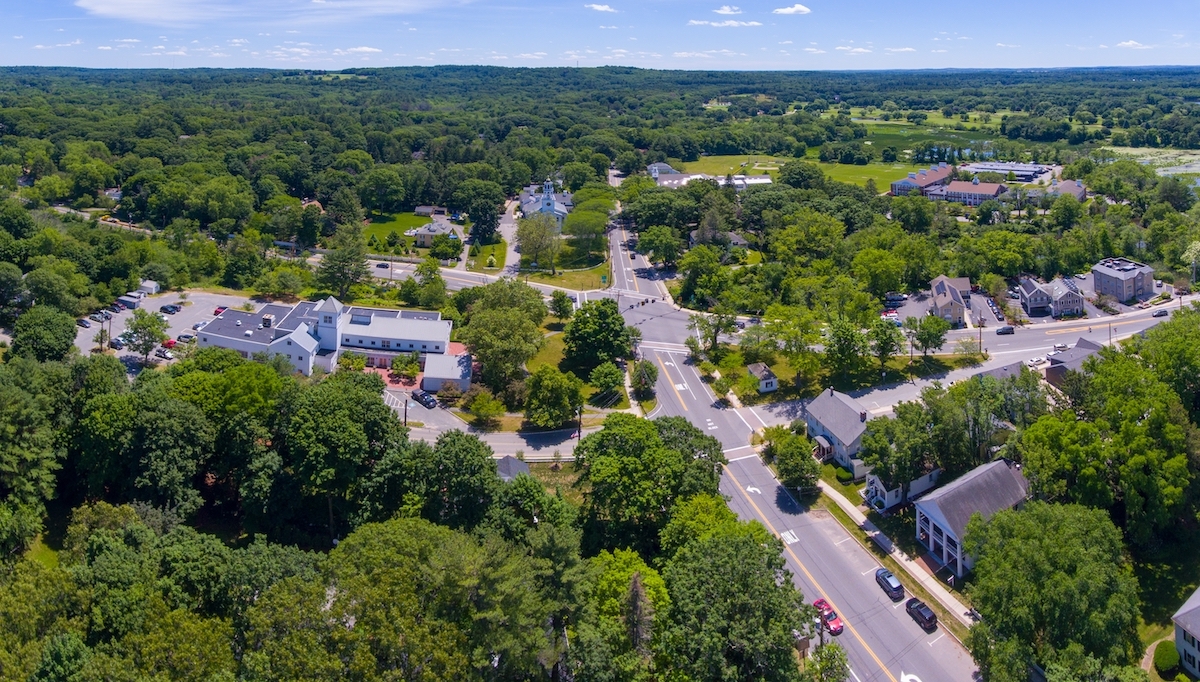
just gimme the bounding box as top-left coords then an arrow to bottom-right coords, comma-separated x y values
466,239 -> 507,273
817,161 -> 923,189
679,155 -> 785,177
527,332 -> 631,409
528,462 -> 586,507
364,213 -> 432,244
524,262 -> 611,291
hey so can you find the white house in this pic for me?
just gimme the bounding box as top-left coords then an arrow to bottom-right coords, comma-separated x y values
1174,588 -> 1200,676
747,363 -> 777,393
865,469 -> 941,512
913,459 -> 1029,578
519,178 -> 572,229
197,296 -> 469,384
805,388 -> 870,479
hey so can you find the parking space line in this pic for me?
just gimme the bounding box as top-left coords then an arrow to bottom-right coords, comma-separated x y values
928,634 -> 946,647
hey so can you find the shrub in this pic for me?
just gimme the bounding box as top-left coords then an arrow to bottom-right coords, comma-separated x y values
834,467 -> 854,484
1154,641 -> 1180,675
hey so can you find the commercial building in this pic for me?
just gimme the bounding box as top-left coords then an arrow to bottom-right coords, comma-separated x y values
913,458 -> 1030,578
653,171 -> 772,193
197,297 -> 468,384
943,178 -> 1008,207
1019,277 -> 1084,317
1174,588 -> 1200,676
889,163 -> 953,197
1092,257 -> 1155,303
930,275 -> 970,327
959,162 -> 1051,183
805,388 -> 870,479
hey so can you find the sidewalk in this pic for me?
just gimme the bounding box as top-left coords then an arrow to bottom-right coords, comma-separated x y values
817,480 -> 976,629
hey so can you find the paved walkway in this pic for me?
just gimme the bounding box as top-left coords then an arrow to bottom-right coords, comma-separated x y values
817,480 -> 976,629
1141,637 -> 1170,673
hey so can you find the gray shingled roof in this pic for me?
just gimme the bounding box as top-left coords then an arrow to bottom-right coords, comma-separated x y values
1048,338 -> 1102,367
747,363 -> 776,380
931,275 -> 965,308
976,362 -> 1027,382
1174,587 -> 1200,636
915,459 -> 1029,540
806,389 -> 868,445
497,455 -> 531,483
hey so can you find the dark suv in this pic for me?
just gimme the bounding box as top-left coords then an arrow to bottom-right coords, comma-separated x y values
905,598 -> 937,631
412,390 -> 438,409
875,568 -> 904,601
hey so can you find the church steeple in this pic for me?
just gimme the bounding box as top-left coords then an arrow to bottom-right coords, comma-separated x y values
541,177 -> 555,211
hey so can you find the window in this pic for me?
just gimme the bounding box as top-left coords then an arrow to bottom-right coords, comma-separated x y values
287,340 -> 292,346
1187,631 -> 1197,648
434,345 -> 440,351
1186,651 -> 1196,668
371,341 -> 376,346
323,316 -> 332,323
422,345 -> 427,349
298,355 -> 304,361
344,338 -> 349,343
202,337 -> 207,342
382,340 -> 390,349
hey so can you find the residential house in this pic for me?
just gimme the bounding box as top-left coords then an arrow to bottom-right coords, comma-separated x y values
1048,178 -> 1087,201
197,296 -> 468,381
519,178 -> 573,229
497,455 -> 531,483
1092,257 -> 1155,303
930,275 -> 970,327
1019,277 -> 1052,315
943,178 -> 1008,207
1021,277 -> 1085,317
414,206 -> 448,217
1044,338 -> 1102,388
413,221 -> 460,249
747,363 -> 778,393
805,388 -> 871,479
913,458 -> 1030,577
866,469 -> 941,512
1174,587 -> 1200,676
975,361 -> 1028,382
889,162 -> 953,197
688,229 -> 750,249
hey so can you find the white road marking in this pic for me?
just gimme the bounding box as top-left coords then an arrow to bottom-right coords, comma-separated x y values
849,668 -> 863,682
746,486 -> 762,494
780,530 -> 799,545
836,537 -> 854,545
747,406 -> 769,428
861,569 -> 876,575
928,634 -> 945,647
723,445 -> 754,453
901,673 -> 922,682
727,453 -> 760,462
675,383 -> 688,391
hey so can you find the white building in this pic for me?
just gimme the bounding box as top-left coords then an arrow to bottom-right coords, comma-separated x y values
865,469 -> 941,512
805,388 -> 870,479
1174,588 -> 1200,676
913,459 -> 1029,578
519,178 -> 572,229
747,363 -> 777,393
197,296 -> 468,383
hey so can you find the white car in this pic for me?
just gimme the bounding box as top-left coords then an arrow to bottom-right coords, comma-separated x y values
1054,343 -> 1068,351
1030,356 -> 1045,365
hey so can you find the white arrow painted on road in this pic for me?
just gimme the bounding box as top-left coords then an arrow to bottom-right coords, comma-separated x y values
901,672 -> 922,682
746,486 -> 761,494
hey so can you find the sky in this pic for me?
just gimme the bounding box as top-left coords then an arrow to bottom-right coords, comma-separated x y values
4,0 -> 1200,71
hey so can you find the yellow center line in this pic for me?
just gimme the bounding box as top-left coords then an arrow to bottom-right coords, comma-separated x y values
724,465 -> 899,682
656,354 -> 687,412
1045,318 -> 1148,336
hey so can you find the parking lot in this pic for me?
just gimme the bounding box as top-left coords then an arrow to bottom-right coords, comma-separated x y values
73,291 -> 254,369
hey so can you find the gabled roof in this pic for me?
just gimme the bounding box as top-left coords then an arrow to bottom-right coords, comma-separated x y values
976,361 -> 1027,382
806,388 -> 868,445
893,164 -> 953,188
914,459 -> 1029,541
1173,586 -> 1200,636
497,455 -> 531,483
270,323 -> 319,354
1048,337 -> 1102,367
748,363 -> 776,380
931,275 -> 965,308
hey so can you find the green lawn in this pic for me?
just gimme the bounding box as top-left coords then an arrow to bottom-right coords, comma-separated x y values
467,239 -> 507,273
364,213 -> 432,244
820,463 -> 864,502
527,331 -> 630,410
737,352 -> 982,406
524,262 -> 611,291
528,462 -> 587,507
817,161 -> 924,190
679,154 -> 785,177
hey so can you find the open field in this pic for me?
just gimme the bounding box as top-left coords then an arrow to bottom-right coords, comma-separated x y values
679,154 -> 785,177
364,212 -> 432,243
467,239 -> 507,273
818,161 -> 923,189
523,261 -> 611,291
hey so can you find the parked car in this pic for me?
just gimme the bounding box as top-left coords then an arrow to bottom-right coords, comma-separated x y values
162,339 -> 177,349
109,337 -> 125,350
88,313 -> 104,322
1156,280 -> 1163,288
995,312 -> 1004,321
193,320 -> 208,330
108,304 -> 123,313
1075,273 -> 1088,280
214,306 -> 228,315
412,390 -> 438,409
1054,343 -> 1068,351
905,598 -> 938,630
996,326 -> 1015,335
1153,309 -> 1170,318
77,318 -> 92,328
113,301 -> 127,310
176,333 -> 195,343
160,304 -> 179,314
812,598 -> 844,636
154,348 -> 174,360
100,310 -> 112,320
156,313 -> 169,323
875,568 -> 904,601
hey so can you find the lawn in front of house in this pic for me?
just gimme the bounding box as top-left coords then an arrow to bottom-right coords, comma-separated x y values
528,462 -> 587,507
466,239 -> 507,273
523,261 -> 611,291
364,212 -> 432,244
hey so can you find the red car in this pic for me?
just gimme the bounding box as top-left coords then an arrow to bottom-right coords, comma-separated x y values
214,306 -> 228,315
161,339 -> 177,349
813,598 -> 844,636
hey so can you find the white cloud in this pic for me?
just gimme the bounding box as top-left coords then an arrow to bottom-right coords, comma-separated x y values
835,46 -> 870,54
514,52 -> 547,58
673,51 -> 712,58
74,0 -> 474,26
229,38 -> 248,44
13,36 -> 22,39
885,47 -> 915,52
98,45 -> 113,49
584,3 -> 616,11
713,5 -> 741,13
1117,40 -> 1150,49
599,25 -> 618,29
996,42 -> 1019,48
803,47 -> 824,53
688,19 -> 761,26
772,3 -> 811,14
931,49 -> 947,53
152,45 -> 165,49
779,40 -> 792,44
114,38 -> 140,42
1098,44 -> 1108,48
345,45 -> 381,52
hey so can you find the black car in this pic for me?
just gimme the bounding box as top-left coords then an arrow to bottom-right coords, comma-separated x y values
1153,309 -> 1170,318
375,262 -> 390,269
905,598 -> 937,630
412,390 -> 438,409
995,325 -> 1015,335
109,337 -> 125,350
875,568 -> 904,601
160,304 -> 180,314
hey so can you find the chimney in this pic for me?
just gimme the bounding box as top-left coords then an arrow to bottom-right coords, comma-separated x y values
859,411 -> 867,422
829,387 -> 834,396
972,177 -> 980,185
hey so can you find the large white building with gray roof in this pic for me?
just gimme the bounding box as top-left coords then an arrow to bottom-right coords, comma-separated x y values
197,296 -> 465,382
1174,587 -> 1200,675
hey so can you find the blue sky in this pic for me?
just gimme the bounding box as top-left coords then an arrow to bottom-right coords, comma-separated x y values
4,0 -> 1200,70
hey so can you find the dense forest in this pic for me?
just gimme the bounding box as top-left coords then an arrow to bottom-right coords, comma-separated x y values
3,65 -> 1200,681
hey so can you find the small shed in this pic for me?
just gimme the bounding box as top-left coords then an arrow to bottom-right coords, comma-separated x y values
138,280 -> 160,295
747,362 -> 778,393
497,455 -> 530,483
422,353 -> 472,393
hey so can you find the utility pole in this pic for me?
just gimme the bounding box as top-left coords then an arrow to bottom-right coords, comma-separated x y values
404,392 -> 409,427
577,404 -> 584,443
